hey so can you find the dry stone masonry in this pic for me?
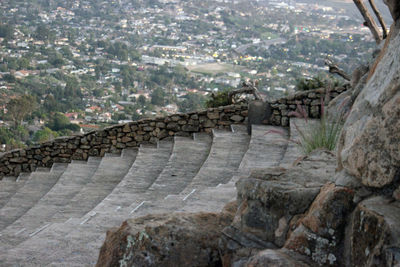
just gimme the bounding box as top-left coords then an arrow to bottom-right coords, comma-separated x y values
269,86 -> 348,127
0,104 -> 247,178
0,86 -> 348,179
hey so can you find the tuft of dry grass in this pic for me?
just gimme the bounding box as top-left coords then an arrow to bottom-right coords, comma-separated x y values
288,98 -> 348,155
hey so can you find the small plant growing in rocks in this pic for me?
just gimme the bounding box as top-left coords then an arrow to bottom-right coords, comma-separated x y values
289,98 -> 347,154
266,97 -> 348,155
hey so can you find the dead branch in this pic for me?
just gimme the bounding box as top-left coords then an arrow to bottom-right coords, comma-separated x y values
324,58 -> 351,81
228,81 -> 262,104
368,0 -> 388,39
353,0 -> 382,44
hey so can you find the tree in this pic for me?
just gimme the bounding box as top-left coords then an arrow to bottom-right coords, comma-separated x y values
33,127 -> 58,143
138,95 -> 147,107
46,112 -> 80,132
150,88 -> 165,106
3,74 -> 16,83
178,93 -> 206,113
7,95 -> 37,127
0,24 -> 14,39
35,24 -> 53,42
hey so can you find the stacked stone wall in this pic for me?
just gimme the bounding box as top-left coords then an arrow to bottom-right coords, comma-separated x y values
0,85 -> 348,178
269,86 -> 348,126
0,104 -> 248,177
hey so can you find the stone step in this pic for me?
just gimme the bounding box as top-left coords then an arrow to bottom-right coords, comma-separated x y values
146,133 -> 212,196
279,118 -> 312,168
0,165 -> 68,231
132,124 -> 286,218
136,180 -> 238,217
180,125 -> 249,193
239,124 -> 288,173
48,149 -> 138,222
0,158 -> 103,248
85,134 -> 211,228
0,125 -> 290,266
0,135 -> 214,266
0,173 -> 31,209
81,140 -> 173,215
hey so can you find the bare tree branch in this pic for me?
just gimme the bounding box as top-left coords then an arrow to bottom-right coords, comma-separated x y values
228,81 -> 262,104
368,0 -> 388,39
324,58 -> 351,81
353,0 -> 382,44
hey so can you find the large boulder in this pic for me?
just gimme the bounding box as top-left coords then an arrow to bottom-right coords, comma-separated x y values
337,23 -> 400,188
245,249 -> 311,267
347,196 -> 400,267
219,150 -> 336,266
233,151 -> 336,247
284,183 -> 355,266
96,203 -> 236,267
384,0 -> 400,21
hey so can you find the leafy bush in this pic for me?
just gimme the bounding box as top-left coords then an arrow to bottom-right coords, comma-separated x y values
205,90 -> 230,108
295,76 -> 325,91
295,75 -> 344,91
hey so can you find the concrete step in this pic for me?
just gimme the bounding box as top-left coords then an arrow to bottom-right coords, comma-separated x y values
279,118 -> 317,168
48,149 -> 138,222
0,173 -> 31,209
0,125 -> 291,266
0,135 -> 213,266
81,140 -> 173,217
133,124 -> 286,218
0,165 -> 68,231
180,125 -> 249,193
83,135 -> 211,228
146,133 -> 212,196
239,124 -> 288,173
0,158 -> 102,247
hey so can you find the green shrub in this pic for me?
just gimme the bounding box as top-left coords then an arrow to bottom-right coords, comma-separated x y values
295,75 -> 344,91
296,77 -> 325,91
205,90 -> 230,108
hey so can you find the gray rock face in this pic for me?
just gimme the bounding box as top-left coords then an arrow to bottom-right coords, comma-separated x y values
232,150 -> 336,247
245,249 -> 311,267
96,203 -> 236,267
284,183 -> 355,266
384,0 -> 400,21
337,23 -> 400,188
347,196 -> 400,267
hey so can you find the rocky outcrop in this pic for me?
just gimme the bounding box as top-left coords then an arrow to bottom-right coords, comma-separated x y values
96,202 -> 237,267
347,196 -> 400,267
384,0 -> 400,21
284,183 -> 354,266
337,22 -> 400,188
245,249 -> 312,267
219,150 -> 337,265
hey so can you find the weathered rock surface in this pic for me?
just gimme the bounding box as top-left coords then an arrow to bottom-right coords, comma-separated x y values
235,150 -> 336,246
347,196 -> 400,267
219,150 -> 336,265
284,183 -> 355,266
384,0 -> 400,21
337,22 -> 400,188
245,249 -> 311,267
96,202 -> 237,267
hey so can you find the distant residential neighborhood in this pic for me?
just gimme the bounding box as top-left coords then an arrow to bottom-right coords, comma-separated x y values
0,0 -> 377,149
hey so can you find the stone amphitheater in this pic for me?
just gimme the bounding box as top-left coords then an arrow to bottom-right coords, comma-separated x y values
0,117 -> 302,265
0,85 -> 328,266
